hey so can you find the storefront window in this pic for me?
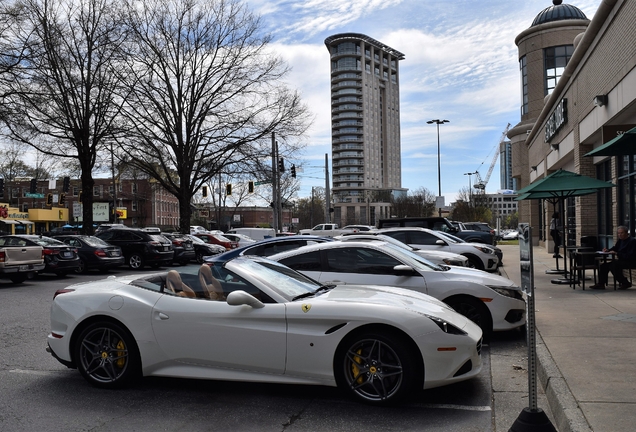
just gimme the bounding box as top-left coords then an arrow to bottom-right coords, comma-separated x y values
618,155 -> 635,236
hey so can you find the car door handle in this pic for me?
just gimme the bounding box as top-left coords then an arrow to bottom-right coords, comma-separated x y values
157,312 -> 169,320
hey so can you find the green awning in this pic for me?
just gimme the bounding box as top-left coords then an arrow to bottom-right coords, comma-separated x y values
584,126 -> 636,157
516,169 -> 615,201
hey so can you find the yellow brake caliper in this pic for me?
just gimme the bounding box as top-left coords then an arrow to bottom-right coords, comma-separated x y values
352,348 -> 364,384
116,340 -> 126,368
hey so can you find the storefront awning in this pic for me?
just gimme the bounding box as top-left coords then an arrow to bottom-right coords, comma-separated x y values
585,126 -> 636,157
0,220 -> 34,225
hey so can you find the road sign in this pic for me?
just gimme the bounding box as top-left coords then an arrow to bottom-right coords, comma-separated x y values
24,193 -> 45,198
254,179 -> 272,186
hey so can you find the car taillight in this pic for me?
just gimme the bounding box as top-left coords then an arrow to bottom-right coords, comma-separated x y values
94,249 -> 107,257
0,251 -> 5,262
173,240 -> 183,246
53,289 -> 74,299
43,248 -> 59,255
149,241 -> 161,247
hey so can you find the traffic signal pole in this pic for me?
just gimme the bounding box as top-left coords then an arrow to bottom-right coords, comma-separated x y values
271,132 -> 279,233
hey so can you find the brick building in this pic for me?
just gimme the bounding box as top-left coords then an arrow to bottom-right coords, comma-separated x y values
0,177 -> 180,232
508,0 -> 636,250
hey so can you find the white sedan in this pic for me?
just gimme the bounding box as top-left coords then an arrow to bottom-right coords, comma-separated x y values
47,258 -> 482,405
270,241 -> 525,339
336,233 -> 469,267
375,227 -> 501,271
222,232 -> 257,247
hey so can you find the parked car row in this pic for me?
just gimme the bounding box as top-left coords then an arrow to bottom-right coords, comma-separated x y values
46,224 -> 523,404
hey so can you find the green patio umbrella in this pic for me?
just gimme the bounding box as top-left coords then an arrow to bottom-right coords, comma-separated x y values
516,169 -> 615,198
516,169 -> 615,283
584,126 -> 636,157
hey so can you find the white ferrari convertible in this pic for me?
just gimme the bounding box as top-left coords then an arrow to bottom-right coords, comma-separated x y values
47,257 -> 483,405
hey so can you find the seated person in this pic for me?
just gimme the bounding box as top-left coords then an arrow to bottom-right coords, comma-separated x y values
590,226 -> 636,290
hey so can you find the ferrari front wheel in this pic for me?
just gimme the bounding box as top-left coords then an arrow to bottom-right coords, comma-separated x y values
75,321 -> 140,389
335,330 -> 421,405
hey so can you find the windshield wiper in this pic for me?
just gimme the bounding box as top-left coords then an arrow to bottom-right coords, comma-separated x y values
292,284 -> 335,301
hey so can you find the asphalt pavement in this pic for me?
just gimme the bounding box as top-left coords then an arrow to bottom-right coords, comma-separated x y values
497,243 -> 636,432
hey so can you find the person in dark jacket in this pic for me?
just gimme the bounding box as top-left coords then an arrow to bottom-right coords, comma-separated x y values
590,226 -> 636,290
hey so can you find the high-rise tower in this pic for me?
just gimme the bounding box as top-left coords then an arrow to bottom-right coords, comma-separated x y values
324,33 -> 405,226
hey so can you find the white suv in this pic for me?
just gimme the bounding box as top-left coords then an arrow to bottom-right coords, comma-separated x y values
375,227 -> 500,272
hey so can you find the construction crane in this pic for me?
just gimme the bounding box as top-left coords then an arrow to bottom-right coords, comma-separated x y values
474,123 -> 511,190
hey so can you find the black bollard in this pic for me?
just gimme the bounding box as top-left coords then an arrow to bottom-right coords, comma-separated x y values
509,407 -> 557,432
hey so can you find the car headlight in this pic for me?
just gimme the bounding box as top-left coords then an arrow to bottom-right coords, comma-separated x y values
487,285 -> 524,300
425,314 -> 467,335
472,245 -> 494,254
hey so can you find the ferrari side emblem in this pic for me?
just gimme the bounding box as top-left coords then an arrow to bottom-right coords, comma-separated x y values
302,304 -> 311,313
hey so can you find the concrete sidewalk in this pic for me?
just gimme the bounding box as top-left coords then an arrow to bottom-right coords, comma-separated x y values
498,244 -> 636,432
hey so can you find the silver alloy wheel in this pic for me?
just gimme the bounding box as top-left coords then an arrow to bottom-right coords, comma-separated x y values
75,258 -> 86,274
128,254 -> 143,269
342,337 -> 404,402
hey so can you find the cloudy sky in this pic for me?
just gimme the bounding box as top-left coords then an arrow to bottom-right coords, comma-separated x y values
247,0 -> 602,204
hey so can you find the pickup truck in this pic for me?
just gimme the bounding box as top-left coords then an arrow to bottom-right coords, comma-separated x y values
377,217 -> 495,245
298,223 -> 352,238
0,235 -> 45,283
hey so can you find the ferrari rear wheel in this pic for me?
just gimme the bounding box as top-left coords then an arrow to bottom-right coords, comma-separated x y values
75,321 -> 140,389
335,331 -> 420,405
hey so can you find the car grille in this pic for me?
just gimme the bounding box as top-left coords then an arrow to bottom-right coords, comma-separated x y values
505,309 -> 525,324
476,337 -> 482,356
453,359 -> 473,377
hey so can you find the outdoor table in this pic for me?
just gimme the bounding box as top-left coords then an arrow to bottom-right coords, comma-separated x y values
565,246 -> 594,286
595,251 -> 617,290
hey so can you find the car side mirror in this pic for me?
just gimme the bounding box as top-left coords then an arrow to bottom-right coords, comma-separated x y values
226,290 -> 265,309
436,239 -> 446,245
393,264 -> 416,275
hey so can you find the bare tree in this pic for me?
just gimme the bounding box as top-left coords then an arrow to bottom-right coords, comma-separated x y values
390,187 -> 436,218
116,0 -> 311,233
0,0 -> 128,233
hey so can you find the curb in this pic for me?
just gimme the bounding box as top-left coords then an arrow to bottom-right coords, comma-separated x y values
535,330 -> 592,432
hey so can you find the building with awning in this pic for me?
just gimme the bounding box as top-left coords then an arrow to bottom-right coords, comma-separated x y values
0,203 -> 34,234
508,0 -> 636,250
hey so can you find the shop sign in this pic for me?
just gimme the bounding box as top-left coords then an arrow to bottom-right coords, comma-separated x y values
93,202 -> 109,222
545,98 -> 567,142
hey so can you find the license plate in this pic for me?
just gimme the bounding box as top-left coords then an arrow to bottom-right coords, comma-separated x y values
62,251 -> 73,258
111,251 -> 121,257
19,264 -> 32,271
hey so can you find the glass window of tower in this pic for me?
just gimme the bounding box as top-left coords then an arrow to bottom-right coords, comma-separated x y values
544,45 -> 574,95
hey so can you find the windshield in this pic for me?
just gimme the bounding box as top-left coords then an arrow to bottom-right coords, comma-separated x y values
227,258 -> 322,301
381,243 -> 442,271
434,231 -> 463,244
29,236 -> 65,246
189,235 -> 205,244
82,236 -> 112,247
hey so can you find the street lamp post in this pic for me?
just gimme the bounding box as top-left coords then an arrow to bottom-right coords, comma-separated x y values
427,119 -> 449,216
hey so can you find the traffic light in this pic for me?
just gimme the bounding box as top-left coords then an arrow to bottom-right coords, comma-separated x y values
226,183 -> 232,196
46,193 -> 53,206
202,185 -> 208,197
0,178 -> 4,198
59,193 -> 66,206
29,178 -> 37,193
62,176 -> 70,192
290,165 -> 296,178
248,181 -> 254,193
278,158 -> 285,172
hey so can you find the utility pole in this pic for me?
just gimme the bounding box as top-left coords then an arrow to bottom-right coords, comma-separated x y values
324,153 -> 330,223
271,132 -> 278,232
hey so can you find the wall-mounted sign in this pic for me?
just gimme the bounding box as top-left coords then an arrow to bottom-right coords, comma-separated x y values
545,98 -> 567,143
